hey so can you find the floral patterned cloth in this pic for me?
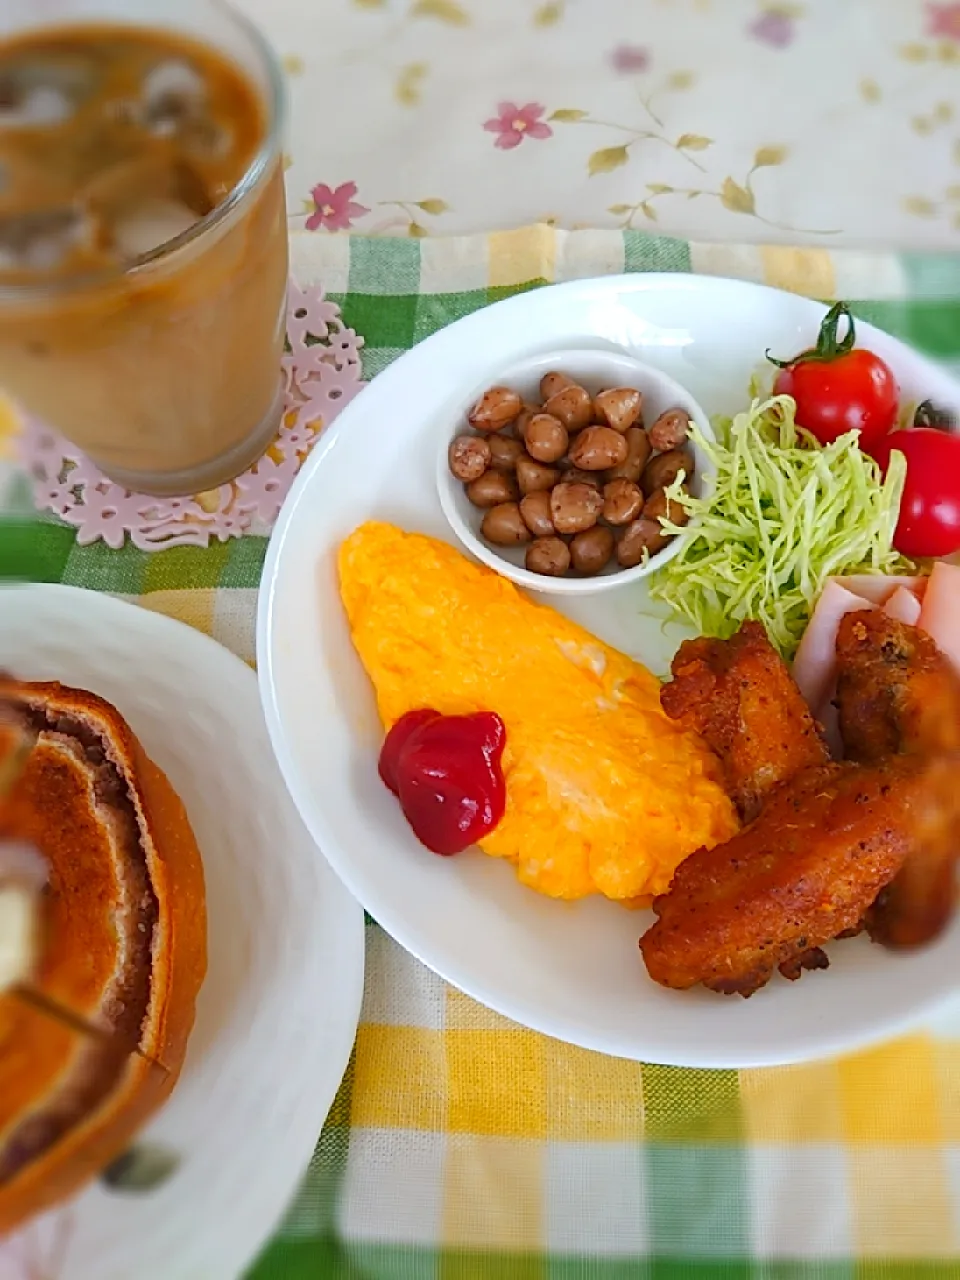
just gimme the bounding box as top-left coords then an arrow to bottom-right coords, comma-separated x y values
238,0 -> 960,248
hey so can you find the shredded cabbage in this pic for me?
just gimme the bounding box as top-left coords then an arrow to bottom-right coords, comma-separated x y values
647,394 -> 912,660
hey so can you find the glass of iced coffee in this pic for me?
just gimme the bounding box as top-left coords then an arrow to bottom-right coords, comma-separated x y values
0,0 -> 288,496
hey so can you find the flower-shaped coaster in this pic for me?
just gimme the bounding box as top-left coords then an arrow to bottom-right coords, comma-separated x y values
17,281 -> 364,550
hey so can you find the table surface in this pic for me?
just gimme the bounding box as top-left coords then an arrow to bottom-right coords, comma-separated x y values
5,0 -> 960,1267
237,0 -> 960,251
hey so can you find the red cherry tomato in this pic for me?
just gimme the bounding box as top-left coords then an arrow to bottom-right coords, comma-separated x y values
874,427 -> 960,559
769,303 -> 899,453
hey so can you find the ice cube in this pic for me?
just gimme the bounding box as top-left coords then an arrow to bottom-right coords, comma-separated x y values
112,197 -> 197,258
0,53 -> 95,127
0,206 -> 93,272
0,84 -> 71,129
180,114 -> 232,160
83,154 -> 212,223
141,59 -> 206,135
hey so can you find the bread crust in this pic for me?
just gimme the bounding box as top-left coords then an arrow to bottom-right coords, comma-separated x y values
0,679 -> 206,1234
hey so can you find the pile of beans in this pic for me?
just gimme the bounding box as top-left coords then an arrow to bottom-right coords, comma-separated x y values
447,371 -> 694,578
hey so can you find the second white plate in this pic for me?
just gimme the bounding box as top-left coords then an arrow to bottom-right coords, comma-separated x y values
0,586 -> 365,1280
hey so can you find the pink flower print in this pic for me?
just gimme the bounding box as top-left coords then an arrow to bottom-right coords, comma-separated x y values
286,280 -> 341,347
294,363 -> 364,431
483,102 -> 553,150
328,331 -> 364,371
235,453 -> 299,524
210,509 -> 250,541
62,483 -> 138,549
136,495 -> 204,522
278,416 -> 320,452
305,181 -> 370,232
38,481 -> 73,517
748,10 -> 797,48
928,2 -> 960,39
610,44 -> 651,73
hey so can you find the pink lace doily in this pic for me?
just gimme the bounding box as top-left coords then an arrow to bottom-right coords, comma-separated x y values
17,281 -> 364,551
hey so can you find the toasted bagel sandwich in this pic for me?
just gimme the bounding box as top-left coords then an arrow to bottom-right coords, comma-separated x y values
0,678 -> 206,1234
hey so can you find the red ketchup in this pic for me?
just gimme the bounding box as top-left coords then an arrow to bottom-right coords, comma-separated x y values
378,709 -> 507,855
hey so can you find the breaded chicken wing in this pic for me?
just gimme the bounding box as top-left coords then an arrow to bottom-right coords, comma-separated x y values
661,621 -> 828,823
836,611 -> 960,761
835,611 -> 960,948
640,756 -> 942,996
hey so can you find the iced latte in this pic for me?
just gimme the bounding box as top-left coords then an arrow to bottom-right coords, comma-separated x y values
0,5 -> 287,495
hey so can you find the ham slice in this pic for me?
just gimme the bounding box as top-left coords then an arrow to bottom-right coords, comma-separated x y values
793,575 -> 931,720
831,575 -> 927,606
793,564 -> 960,756
883,585 -> 923,627
792,582 -> 875,712
918,561 -> 960,677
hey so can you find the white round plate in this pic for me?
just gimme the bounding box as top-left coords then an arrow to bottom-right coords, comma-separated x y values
259,273 -> 960,1069
0,586 -> 365,1280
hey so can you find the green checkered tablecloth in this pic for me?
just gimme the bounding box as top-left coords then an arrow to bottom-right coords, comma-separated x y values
4,226 -> 960,1279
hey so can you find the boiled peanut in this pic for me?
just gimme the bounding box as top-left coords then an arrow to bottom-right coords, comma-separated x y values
519,491 -> 556,537
569,425 -> 628,471
648,408 -> 691,452
468,386 -> 521,432
559,464 -> 601,488
606,426 -> 651,483
481,502 -> 531,545
466,470 -> 519,508
602,479 -> 644,526
594,387 -> 642,433
526,537 -> 571,577
515,402 -> 540,441
488,435 -> 526,473
543,384 -> 593,432
642,447 -> 692,497
525,414 -> 569,464
617,517 -> 671,567
550,482 -> 603,535
449,435 -> 490,483
517,456 -> 561,495
540,371 -> 574,401
643,486 -> 691,529
570,526 -> 614,574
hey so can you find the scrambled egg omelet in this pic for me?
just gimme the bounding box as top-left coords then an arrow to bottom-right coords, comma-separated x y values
339,522 -> 737,902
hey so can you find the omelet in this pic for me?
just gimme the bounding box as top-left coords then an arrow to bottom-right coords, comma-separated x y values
338,522 -> 738,901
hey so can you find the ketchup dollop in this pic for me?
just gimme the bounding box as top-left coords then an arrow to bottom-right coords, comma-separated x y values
378,709 -> 507,855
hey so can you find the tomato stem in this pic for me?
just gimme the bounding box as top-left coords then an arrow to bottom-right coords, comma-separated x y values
766,302 -> 857,370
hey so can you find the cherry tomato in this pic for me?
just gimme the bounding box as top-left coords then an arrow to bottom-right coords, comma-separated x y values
769,303 -> 899,453
873,428 -> 960,560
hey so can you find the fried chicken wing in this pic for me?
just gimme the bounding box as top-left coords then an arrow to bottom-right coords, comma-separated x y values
835,611 -> 960,760
640,757 -> 938,997
835,611 -> 960,948
661,621 -> 828,823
